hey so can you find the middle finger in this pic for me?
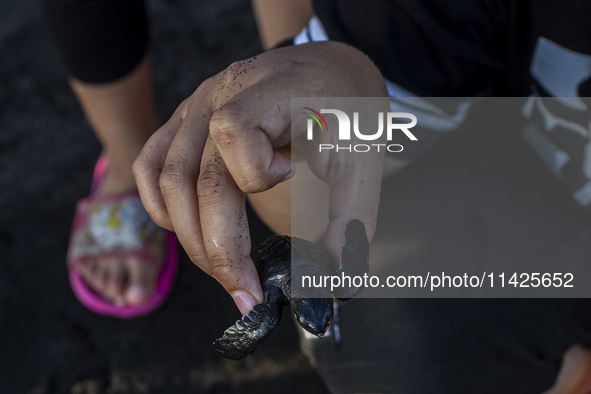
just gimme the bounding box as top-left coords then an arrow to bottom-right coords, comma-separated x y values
197,136 -> 264,314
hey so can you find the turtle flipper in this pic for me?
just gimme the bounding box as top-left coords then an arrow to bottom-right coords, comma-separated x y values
213,286 -> 285,360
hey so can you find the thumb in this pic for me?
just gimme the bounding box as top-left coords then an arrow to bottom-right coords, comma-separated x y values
323,164 -> 382,264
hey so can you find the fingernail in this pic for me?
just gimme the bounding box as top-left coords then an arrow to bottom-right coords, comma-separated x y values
280,162 -> 296,183
231,291 -> 258,315
280,172 -> 293,183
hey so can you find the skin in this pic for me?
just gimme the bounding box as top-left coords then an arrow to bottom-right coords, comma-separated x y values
144,38 -> 591,386
132,41 -> 388,314
67,0 -> 591,388
251,0 -> 313,50
544,345 -> 591,394
68,0 -> 313,307
69,56 -> 160,305
213,219 -> 369,360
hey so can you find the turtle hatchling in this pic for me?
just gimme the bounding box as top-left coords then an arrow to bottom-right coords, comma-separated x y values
213,219 -> 370,360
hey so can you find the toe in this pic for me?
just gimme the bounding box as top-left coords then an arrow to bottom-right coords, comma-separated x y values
78,260 -> 107,296
124,259 -> 159,305
76,260 -> 92,278
97,261 -> 113,299
90,260 -> 100,277
103,260 -> 127,301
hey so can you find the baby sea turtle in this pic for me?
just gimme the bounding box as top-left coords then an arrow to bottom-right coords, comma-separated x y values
213,219 -> 369,360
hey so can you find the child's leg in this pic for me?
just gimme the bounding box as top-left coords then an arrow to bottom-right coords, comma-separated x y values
69,56 -> 155,196
70,56 -> 161,306
44,0 -> 161,306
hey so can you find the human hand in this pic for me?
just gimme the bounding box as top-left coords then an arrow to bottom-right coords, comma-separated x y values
132,41 -> 387,314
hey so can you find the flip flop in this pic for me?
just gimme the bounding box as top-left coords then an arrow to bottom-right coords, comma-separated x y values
67,155 -> 177,318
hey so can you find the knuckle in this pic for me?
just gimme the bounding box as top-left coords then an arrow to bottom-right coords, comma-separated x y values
224,61 -> 245,83
227,60 -> 243,71
131,156 -> 144,178
197,159 -> 229,199
188,249 -> 210,270
159,156 -> 191,194
175,98 -> 189,120
209,102 -> 252,144
210,257 -> 237,284
236,175 -> 269,194
204,64 -> 241,103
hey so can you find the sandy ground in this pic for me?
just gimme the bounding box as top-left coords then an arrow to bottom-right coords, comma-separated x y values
0,0 -> 327,392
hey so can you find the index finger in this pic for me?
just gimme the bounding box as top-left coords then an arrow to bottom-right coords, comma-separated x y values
208,83 -> 295,195
198,136 -> 264,315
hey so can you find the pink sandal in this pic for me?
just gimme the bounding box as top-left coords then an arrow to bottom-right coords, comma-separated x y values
67,156 -> 177,318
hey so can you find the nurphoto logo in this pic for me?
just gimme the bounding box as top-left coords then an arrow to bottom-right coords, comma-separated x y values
303,108 -> 418,153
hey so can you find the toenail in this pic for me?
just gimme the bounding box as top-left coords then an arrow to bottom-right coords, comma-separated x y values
128,285 -> 147,299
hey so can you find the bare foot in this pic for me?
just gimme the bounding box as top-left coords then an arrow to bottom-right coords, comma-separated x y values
71,162 -> 164,306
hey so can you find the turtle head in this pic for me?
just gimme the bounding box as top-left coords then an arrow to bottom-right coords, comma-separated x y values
292,297 -> 333,337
